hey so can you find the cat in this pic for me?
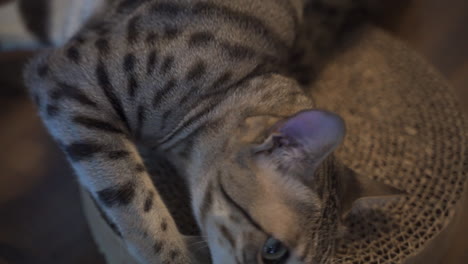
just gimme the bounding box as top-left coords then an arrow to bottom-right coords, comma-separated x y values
21,0 -> 401,263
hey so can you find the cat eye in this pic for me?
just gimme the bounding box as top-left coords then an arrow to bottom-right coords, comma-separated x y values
261,237 -> 289,263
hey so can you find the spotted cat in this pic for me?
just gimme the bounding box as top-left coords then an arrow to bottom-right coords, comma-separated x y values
23,0 -> 401,263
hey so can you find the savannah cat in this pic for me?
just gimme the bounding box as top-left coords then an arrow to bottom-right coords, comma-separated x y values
20,0 -> 401,263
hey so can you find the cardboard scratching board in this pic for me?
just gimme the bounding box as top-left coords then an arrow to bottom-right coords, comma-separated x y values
80,25 -> 467,264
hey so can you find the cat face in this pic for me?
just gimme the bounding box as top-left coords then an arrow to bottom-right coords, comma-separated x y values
194,110 -> 403,263
194,110 -> 342,263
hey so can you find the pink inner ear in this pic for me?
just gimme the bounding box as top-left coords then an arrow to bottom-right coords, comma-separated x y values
278,110 -> 345,151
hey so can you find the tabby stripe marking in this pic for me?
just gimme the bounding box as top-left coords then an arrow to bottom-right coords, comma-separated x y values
206,71 -> 232,95
135,105 -> 146,139
218,174 -> 264,232
220,42 -> 256,60
108,150 -> 130,160
65,142 -> 104,161
153,79 -> 176,107
128,75 -> 139,98
160,55 -> 174,74
162,117 -> 221,152
123,53 -> 136,72
199,63 -> 274,102
192,2 -> 289,53
178,86 -> 199,105
160,110 -> 172,131
146,50 -> 158,75
96,61 -> 131,132
73,116 -> 126,134
49,83 -> 98,108
158,101 -> 215,148
188,31 -> 215,48
97,180 -> 136,207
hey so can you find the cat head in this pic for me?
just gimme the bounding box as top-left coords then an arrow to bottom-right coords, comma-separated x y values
192,110 -> 403,264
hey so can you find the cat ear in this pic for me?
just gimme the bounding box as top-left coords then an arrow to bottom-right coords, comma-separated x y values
255,110 -> 345,167
339,166 -> 405,218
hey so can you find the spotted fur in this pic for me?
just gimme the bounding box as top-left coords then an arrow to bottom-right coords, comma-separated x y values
20,0 -> 401,263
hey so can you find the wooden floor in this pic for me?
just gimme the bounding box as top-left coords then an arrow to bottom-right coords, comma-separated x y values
0,0 -> 466,263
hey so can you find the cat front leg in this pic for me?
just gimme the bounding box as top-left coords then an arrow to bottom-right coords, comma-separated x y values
26,76 -> 194,264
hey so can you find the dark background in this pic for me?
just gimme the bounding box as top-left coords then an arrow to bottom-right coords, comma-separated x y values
0,0 -> 467,263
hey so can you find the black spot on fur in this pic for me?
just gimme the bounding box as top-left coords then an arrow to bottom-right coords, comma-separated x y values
127,16 -> 140,44
186,60 -> 206,81
123,53 -> 136,72
108,150 -> 130,160
160,55 -> 174,74
46,104 -> 59,117
169,250 -> 179,260
144,191 -> 154,212
153,240 -> 163,254
146,32 -> 159,44
37,64 -> 49,78
135,163 -> 146,173
188,31 -> 215,47
160,219 -> 168,231
97,181 -> 136,207
164,26 -> 180,39
65,142 -> 104,161
146,50 -> 158,75
66,46 -> 80,63
95,38 -> 110,55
